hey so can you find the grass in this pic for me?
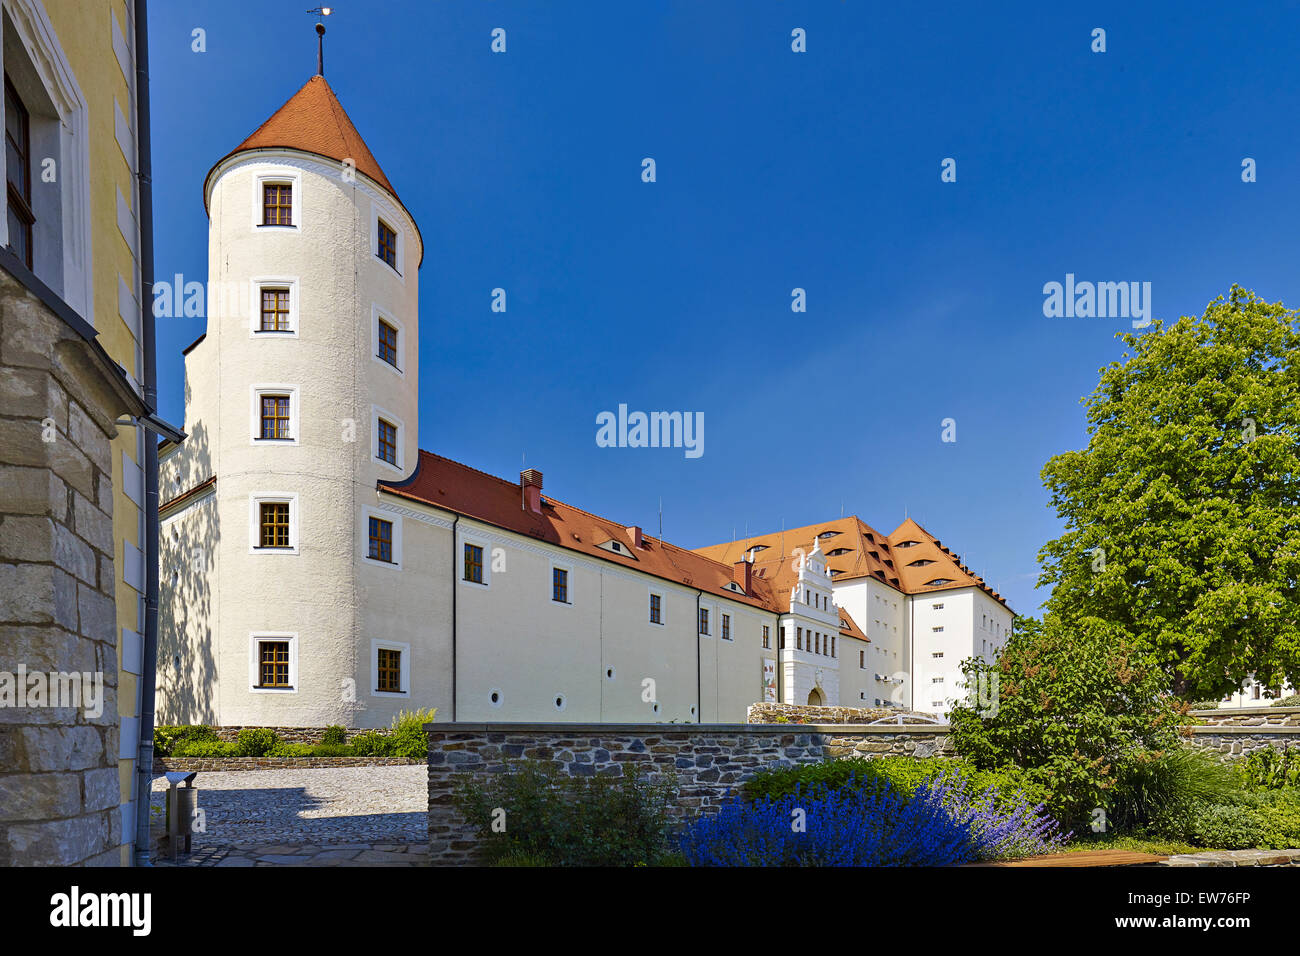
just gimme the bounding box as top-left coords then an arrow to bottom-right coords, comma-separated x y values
1059,832 -> 1202,856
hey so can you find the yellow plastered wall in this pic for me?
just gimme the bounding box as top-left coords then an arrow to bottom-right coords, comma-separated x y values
41,0 -> 145,865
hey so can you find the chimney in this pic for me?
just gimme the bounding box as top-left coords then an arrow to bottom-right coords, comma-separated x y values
733,558 -> 753,593
521,468 -> 543,515
627,525 -> 644,549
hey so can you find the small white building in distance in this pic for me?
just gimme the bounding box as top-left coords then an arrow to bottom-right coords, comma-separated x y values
157,73 -> 1013,728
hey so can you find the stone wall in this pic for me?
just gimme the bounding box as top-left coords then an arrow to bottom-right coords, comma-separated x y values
426,722 -> 954,865
1192,707 -> 1300,728
1190,726 -> 1300,757
746,702 -> 940,724
0,270 -> 144,866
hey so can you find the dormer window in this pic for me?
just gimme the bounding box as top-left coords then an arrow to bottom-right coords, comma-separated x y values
925,578 -> 954,586
908,559 -> 935,567
827,548 -> 853,556
817,531 -> 839,539
897,540 -> 920,548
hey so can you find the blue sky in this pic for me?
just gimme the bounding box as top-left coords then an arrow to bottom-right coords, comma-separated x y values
148,1 -> 1300,616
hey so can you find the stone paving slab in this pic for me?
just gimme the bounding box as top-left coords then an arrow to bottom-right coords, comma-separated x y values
149,764 -> 428,866
1162,848 -> 1300,867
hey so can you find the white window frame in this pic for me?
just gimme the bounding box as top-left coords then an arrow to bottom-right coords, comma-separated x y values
370,638 -> 410,697
248,632 -> 298,694
371,405 -> 405,473
648,588 -> 665,626
371,200 -> 405,279
248,492 -> 299,555
252,167 -> 302,233
371,304 -> 404,376
549,559 -> 573,606
248,276 -> 299,337
250,384 -> 299,445
459,531 -> 491,587
362,506 -> 402,570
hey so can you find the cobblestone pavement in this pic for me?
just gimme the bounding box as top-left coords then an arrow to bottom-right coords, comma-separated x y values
150,765 -> 427,866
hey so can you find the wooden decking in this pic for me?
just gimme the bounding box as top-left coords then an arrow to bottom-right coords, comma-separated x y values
968,850 -> 1168,867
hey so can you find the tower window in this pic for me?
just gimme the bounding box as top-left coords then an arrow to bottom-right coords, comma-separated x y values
377,219 -> 398,269
368,517 -> 394,563
377,418 -> 398,465
376,647 -> 401,693
5,74 -> 33,269
258,502 -> 290,548
464,543 -> 484,583
262,183 -> 293,226
259,395 -> 291,440
259,288 -> 291,331
377,319 -> 399,366
257,640 -> 291,688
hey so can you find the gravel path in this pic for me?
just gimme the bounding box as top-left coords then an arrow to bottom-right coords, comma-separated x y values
150,764 -> 427,850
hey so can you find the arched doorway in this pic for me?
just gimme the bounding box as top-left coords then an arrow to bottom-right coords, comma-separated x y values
807,687 -> 824,706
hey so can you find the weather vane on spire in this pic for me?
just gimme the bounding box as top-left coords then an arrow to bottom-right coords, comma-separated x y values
307,6 -> 333,76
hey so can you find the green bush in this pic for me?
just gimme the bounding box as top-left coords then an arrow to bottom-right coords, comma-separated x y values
170,739 -> 238,758
1273,695 -> 1300,708
311,743 -> 351,757
269,742 -> 315,758
1186,701 -> 1222,711
1181,802 -> 1271,849
235,728 -> 280,757
348,730 -> 393,757
153,724 -> 217,757
1235,746 -> 1300,790
948,616 -> 1195,828
385,708 -> 436,761
1110,747 -> 1242,833
321,725 -> 348,746
453,759 -> 677,866
740,756 -> 1051,818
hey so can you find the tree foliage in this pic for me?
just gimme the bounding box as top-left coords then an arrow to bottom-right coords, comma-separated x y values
1037,286 -> 1300,698
949,615 -> 1194,827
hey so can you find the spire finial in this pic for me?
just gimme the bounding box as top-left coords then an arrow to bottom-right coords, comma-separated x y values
308,6 -> 333,75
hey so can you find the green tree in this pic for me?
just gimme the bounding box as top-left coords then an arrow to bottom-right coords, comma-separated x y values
949,615 -> 1194,826
1037,286 -> 1300,699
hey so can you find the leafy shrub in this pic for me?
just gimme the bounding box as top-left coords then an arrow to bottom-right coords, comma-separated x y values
1187,701 -> 1222,711
948,616 -> 1194,828
386,708 -> 436,760
235,728 -> 279,757
170,739 -> 238,758
454,759 -> 677,866
153,724 -> 217,757
1235,746 -> 1300,790
311,743 -> 351,758
269,742 -> 314,758
321,725 -> 348,746
741,756 -> 1051,819
1180,802 -> 1269,849
1110,747 -> 1242,833
1273,695 -> 1300,708
680,780 -> 978,866
348,730 -> 394,757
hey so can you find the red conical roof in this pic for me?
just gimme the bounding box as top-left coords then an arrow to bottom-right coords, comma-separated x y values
206,75 -> 396,202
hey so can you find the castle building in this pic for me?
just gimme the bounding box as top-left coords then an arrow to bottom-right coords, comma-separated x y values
157,72 -> 1013,729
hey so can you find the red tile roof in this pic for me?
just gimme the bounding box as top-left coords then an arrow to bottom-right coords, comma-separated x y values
696,516 -> 1012,612
380,451 -> 782,612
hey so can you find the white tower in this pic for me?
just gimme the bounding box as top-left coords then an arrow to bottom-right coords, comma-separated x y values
159,73 -> 422,727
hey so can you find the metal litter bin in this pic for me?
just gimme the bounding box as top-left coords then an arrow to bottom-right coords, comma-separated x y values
165,770 -> 198,860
